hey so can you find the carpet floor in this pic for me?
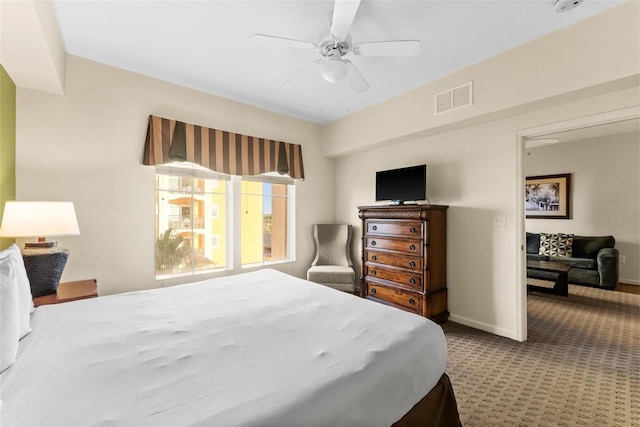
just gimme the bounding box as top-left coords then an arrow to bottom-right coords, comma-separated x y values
442,283 -> 639,427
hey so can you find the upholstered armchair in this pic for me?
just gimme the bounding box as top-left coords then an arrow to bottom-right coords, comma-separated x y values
306,224 -> 356,293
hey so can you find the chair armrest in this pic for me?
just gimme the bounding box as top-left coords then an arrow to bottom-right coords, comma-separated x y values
597,248 -> 619,288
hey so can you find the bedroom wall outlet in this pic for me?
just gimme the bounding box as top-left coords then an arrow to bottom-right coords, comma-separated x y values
619,255 -> 626,264
493,215 -> 506,227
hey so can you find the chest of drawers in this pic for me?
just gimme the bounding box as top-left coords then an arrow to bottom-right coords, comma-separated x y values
358,205 -> 449,323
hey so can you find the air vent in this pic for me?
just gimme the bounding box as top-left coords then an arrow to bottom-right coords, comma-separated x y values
435,82 -> 473,115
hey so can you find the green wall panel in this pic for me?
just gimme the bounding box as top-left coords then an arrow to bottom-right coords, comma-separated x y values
0,64 -> 16,250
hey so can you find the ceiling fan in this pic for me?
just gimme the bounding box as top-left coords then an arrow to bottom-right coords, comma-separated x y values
250,0 -> 421,94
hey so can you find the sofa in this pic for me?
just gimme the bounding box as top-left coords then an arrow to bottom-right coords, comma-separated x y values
526,232 -> 619,289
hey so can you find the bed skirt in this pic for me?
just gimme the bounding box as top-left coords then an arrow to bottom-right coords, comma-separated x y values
392,373 -> 462,427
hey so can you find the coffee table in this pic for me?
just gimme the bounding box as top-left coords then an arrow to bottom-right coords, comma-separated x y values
526,260 -> 572,297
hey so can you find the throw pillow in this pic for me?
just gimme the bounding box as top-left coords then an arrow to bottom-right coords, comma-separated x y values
0,252 -> 20,372
539,233 -> 574,257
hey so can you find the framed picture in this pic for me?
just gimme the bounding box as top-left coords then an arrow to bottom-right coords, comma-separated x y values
525,173 -> 572,219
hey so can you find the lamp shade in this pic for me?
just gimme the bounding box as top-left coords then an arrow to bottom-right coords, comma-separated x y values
0,201 -> 80,237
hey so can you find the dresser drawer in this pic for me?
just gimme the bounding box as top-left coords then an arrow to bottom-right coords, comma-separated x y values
365,250 -> 424,271
359,205 -> 448,322
365,280 -> 422,314
365,263 -> 423,291
367,220 -> 423,237
365,236 -> 423,255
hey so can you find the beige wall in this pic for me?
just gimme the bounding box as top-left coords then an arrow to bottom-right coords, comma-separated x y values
335,88 -> 639,340
16,55 -> 334,295
0,0 -> 65,94
525,132 -> 640,285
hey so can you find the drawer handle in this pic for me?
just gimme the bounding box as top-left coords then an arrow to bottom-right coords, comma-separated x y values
409,298 -> 416,305
372,255 -> 377,261
409,244 -> 416,251
371,240 -> 377,246
372,225 -> 378,231
410,227 -> 416,233
371,270 -> 377,275
409,261 -> 416,268
371,288 -> 377,294
409,278 -> 416,285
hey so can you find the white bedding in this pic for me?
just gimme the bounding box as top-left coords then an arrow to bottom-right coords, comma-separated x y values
1,269 -> 446,427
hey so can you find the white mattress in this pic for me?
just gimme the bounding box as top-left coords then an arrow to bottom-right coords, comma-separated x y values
1,269 -> 446,427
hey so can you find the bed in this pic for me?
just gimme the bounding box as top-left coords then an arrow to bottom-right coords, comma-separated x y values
1,268 -> 460,426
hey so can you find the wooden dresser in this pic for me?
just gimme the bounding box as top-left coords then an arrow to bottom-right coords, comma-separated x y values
358,204 -> 449,323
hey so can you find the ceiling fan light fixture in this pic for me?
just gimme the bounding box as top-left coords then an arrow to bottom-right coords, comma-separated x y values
321,57 -> 348,83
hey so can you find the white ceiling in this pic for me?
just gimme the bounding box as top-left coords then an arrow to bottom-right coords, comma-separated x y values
51,0 -> 624,125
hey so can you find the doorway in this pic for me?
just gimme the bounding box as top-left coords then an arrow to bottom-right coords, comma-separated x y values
515,106 -> 640,341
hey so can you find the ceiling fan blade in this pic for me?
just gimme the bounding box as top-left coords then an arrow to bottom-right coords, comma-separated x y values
330,0 -> 362,42
283,59 -> 322,89
353,40 -> 421,57
250,34 -> 317,50
344,60 -> 369,94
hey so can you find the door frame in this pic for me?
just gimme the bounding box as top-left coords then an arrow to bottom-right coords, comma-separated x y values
514,106 -> 640,341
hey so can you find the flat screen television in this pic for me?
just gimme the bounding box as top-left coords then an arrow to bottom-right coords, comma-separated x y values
375,164 -> 426,205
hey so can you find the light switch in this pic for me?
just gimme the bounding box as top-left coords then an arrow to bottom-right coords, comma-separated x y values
493,215 -> 506,227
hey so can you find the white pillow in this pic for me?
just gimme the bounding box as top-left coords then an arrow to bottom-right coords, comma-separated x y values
2,244 -> 33,339
0,251 -> 20,372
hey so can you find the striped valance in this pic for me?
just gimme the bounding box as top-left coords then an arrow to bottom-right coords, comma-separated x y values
143,115 -> 305,180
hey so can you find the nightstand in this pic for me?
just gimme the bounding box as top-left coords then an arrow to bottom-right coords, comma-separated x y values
32,279 -> 98,307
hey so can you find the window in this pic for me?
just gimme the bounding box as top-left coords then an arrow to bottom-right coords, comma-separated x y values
241,179 -> 290,266
155,166 -> 228,277
155,164 -> 295,278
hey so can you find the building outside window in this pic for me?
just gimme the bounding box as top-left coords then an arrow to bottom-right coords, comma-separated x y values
155,164 -> 294,278
210,204 -> 220,219
155,170 -> 227,276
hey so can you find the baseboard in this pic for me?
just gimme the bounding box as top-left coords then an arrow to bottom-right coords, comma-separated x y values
617,282 -> 640,294
619,279 -> 639,286
448,314 -> 520,341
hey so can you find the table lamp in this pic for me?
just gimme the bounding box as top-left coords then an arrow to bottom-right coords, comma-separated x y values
0,201 -> 80,297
